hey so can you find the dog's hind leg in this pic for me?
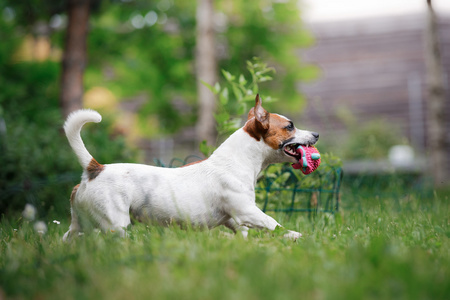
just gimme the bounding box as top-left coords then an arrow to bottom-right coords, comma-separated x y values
97,202 -> 131,237
63,206 -> 84,241
63,214 -> 81,242
63,184 -> 82,242
99,217 -> 130,237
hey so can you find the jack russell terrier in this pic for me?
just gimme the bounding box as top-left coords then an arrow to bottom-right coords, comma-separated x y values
63,95 -> 319,241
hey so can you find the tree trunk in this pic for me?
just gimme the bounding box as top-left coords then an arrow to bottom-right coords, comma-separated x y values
425,0 -> 448,187
60,0 -> 91,118
195,0 -> 218,145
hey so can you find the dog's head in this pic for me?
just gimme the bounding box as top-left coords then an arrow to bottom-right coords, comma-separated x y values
243,94 -> 319,165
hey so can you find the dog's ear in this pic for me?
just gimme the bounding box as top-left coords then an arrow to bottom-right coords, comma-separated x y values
243,94 -> 270,140
253,94 -> 270,130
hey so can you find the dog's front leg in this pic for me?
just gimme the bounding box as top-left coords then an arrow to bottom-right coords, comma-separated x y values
224,218 -> 250,238
232,206 -> 302,240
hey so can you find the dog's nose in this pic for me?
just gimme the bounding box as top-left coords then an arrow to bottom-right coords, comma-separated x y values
311,132 -> 319,140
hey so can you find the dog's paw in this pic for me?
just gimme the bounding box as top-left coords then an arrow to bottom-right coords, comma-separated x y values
283,230 -> 302,240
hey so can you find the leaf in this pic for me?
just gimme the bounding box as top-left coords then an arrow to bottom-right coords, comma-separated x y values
199,140 -> 216,157
228,117 -> 242,129
214,111 -> 230,124
219,87 -> 229,105
258,76 -> 272,82
243,94 -> 256,102
231,84 -> 243,102
237,103 -> 247,115
221,70 -> 235,82
239,74 -> 247,85
201,80 -> 217,94
213,82 -> 221,94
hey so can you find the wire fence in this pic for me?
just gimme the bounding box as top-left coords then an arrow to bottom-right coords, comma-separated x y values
256,164 -> 342,215
155,156 -> 343,215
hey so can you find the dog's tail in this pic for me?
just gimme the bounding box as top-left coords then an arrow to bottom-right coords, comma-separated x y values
64,109 -> 102,169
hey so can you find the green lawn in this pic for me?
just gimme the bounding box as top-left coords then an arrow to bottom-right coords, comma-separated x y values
1,191 -> 449,300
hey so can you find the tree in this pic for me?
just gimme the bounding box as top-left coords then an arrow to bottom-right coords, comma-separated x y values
425,0 -> 448,187
2,0 -> 96,118
195,0 -> 218,145
60,0 -> 91,118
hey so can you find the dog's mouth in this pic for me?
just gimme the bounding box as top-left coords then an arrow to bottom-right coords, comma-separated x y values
283,143 -> 304,161
283,142 -> 321,173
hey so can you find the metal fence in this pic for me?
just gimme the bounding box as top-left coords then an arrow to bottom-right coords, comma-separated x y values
256,164 -> 343,214
155,156 -> 343,214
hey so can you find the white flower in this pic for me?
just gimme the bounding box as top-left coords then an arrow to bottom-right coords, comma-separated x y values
33,221 -> 47,235
22,204 -> 36,221
53,220 -> 60,225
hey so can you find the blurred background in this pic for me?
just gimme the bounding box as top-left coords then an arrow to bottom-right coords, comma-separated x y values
0,0 -> 449,216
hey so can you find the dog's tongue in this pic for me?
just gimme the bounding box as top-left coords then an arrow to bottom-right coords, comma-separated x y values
292,146 -> 321,175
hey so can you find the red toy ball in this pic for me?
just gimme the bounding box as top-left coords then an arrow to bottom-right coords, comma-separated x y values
292,146 -> 321,175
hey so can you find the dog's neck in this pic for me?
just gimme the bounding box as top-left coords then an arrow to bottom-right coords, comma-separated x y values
208,128 -> 277,184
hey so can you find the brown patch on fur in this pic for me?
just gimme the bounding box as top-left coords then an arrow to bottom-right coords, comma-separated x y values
247,107 -> 255,120
181,158 -> 207,168
243,94 -> 295,148
243,95 -> 269,141
87,158 -> 105,180
70,184 -> 80,204
244,113 -> 295,150
243,118 -> 264,141
263,114 -> 295,150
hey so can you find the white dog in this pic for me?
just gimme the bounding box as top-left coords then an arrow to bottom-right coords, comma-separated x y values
63,95 -> 319,241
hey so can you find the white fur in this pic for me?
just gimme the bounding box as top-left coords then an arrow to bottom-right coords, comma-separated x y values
63,109 -> 318,241
64,109 -> 102,169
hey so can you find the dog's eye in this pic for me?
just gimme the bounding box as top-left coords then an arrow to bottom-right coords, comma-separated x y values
285,122 -> 294,131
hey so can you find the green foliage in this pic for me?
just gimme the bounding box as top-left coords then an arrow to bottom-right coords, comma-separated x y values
201,58 -> 276,156
84,0 -> 315,135
198,139 -> 217,158
18,0 -> 311,135
85,1 -> 198,134
2,0 -> 316,137
215,0 -> 318,111
342,119 -> 403,160
0,192 -> 449,299
328,105 -> 408,160
0,60 -> 137,216
2,0 -> 66,28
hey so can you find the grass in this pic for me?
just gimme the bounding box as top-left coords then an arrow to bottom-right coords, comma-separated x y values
0,190 -> 449,300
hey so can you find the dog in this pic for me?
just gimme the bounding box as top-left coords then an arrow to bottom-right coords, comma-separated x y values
63,95 -> 319,241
